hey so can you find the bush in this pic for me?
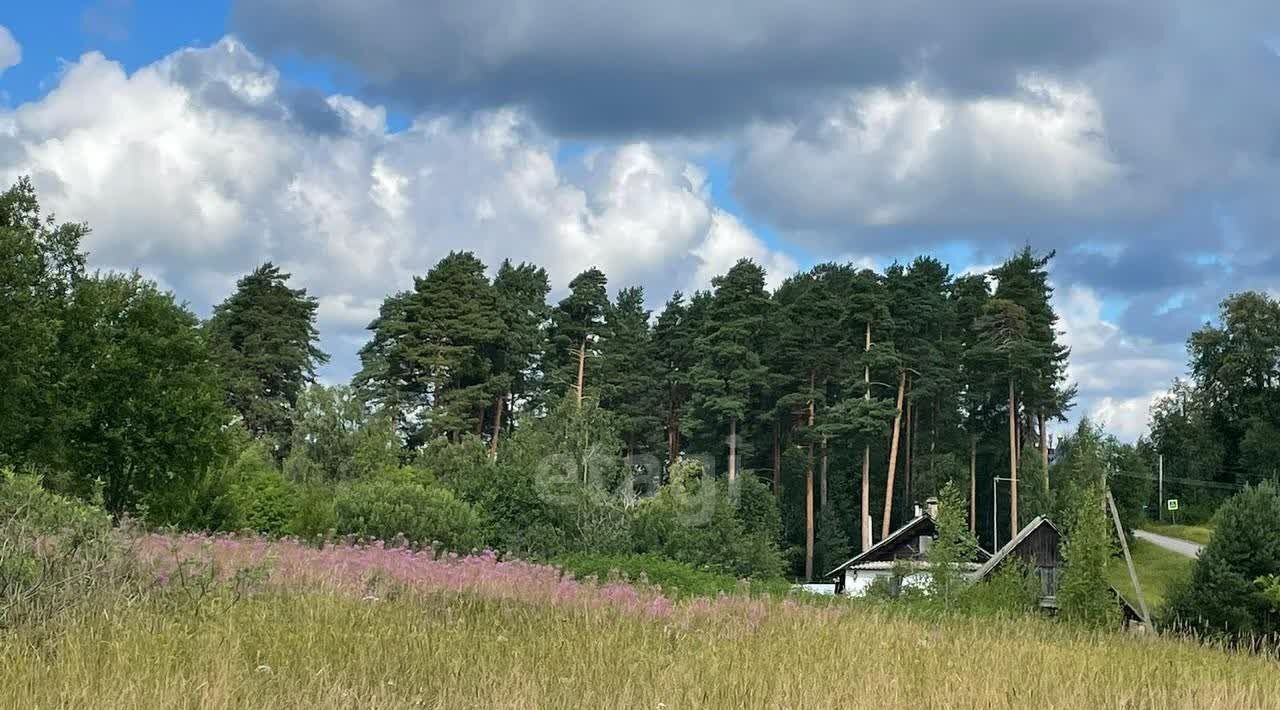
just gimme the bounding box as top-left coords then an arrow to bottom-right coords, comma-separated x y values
1058,481 -> 1120,628
554,552 -> 789,598
926,481 -> 980,606
333,471 -> 485,552
961,558 -> 1040,617
630,469 -> 784,580
286,483 -> 338,541
0,470 -> 132,629
224,443 -> 297,535
1164,483 -> 1280,641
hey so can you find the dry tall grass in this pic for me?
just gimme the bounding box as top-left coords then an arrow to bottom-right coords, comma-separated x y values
4,588 -> 1277,710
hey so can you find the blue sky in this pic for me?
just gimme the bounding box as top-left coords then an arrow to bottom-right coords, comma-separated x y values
3,1 -> 1279,441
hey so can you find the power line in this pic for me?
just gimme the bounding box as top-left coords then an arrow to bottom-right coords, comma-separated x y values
1108,469 -> 1247,492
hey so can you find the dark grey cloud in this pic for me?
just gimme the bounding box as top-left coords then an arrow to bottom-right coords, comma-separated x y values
166,41 -> 344,136
1056,248 -> 1213,295
230,0 -> 1166,136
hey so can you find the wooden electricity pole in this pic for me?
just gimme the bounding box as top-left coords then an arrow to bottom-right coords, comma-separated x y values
1107,489 -> 1151,626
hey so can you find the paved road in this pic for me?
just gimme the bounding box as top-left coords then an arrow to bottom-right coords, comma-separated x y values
1135,529 -> 1203,558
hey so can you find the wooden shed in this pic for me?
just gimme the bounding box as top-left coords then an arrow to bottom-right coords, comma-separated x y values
974,515 -> 1150,629
973,516 -> 1063,608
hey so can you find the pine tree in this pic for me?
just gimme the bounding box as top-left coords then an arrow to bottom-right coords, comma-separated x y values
838,268 -> 894,550
653,292 -> 698,465
990,248 -> 1073,489
977,248 -> 1074,538
771,263 -> 854,579
546,268 -> 609,406
974,297 -> 1036,538
354,290 -> 416,438
599,286 -> 662,463
207,263 -> 328,454
355,252 -> 502,446
685,259 -> 771,484
490,260 -> 550,454
953,272 -> 994,533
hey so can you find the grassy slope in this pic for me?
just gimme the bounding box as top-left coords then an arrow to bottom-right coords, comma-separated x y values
1142,522 -> 1215,546
1108,539 -> 1195,611
4,591 -> 1277,709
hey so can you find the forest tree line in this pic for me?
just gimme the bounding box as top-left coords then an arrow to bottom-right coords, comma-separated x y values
1146,291 -> 1280,518
2,176 -> 1166,581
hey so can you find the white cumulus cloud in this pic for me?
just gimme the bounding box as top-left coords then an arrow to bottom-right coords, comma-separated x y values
0,38 -> 792,379
1054,284 -> 1184,441
736,77 -> 1132,237
0,25 -> 20,76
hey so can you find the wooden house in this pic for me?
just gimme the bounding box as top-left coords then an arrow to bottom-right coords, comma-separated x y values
826,501 -> 991,597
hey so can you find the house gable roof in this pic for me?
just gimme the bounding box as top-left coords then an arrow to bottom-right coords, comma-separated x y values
824,514 -> 991,579
973,516 -> 1060,581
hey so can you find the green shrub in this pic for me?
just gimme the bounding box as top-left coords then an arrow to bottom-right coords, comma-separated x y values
0,470 -> 132,629
225,443 -> 298,535
1164,483 -> 1280,640
1258,575 -> 1280,613
962,558 -> 1040,618
554,552 -> 786,598
926,481 -> 980,606
1058,481 -> 1120,628
630,472 -> 784,579
333,471 -> 485,552
286,483 -> 338,541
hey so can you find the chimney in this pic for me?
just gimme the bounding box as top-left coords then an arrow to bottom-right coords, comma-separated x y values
925,497 -> 939,519
913,503 -> 922,518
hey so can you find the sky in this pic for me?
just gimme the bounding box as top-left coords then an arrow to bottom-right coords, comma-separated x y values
3,1 -> 1279,442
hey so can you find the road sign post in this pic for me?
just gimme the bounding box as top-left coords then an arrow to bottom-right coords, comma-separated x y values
1167,499 -> 1179,525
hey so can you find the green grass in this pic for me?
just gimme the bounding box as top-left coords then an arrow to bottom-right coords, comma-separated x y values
4,589 -> 1278,709
553,552 -> 791,598
1108,539 -> 1195,611
1142,522 -> 1214,546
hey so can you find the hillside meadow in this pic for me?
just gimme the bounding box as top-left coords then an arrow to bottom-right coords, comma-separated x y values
2,534 -> 1277,710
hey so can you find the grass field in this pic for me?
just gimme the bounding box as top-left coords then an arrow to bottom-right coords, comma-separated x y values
1108,539 -> 1195,611
3,534 -> 1274,710
1143,522 -> 1215,546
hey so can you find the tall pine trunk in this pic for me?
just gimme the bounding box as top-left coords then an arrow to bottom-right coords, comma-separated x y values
904,376 -> 913,514
861,322 -> 872,551
969,435 -> 977,533
728,416 -> 738,482
1038,410 -> 1049,488
804,372 -> 815,581
488,391 -> 506,458
882,369 -> 907,538
772,419 -> 782,496
575,338 -> 587,407
820,437 -> 829,509
1007,377 -> 1019,539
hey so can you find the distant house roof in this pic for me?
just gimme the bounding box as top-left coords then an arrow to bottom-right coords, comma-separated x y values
973,516 -> 1060,581
825,513 -> 991,579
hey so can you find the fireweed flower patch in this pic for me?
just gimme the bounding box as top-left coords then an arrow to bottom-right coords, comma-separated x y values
132,533 -> 806,627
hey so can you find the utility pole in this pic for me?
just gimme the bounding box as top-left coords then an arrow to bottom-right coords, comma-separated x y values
1157,454 -> 1164,522
1108,489 -> 1151,627
992,476 -> 1014,550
